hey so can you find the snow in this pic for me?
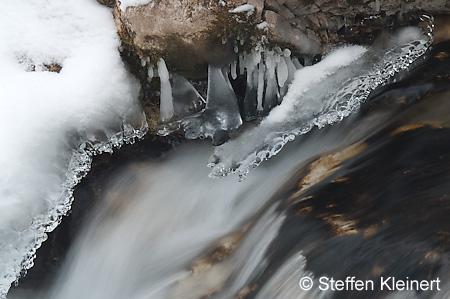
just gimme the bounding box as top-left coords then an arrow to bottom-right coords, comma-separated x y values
230,4 -> 255,14
269,46 -> 367,123
119,0 -> 153,11
0,0 -> 146,296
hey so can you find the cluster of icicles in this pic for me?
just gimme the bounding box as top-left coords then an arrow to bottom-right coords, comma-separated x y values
147,44 -> 308,145
149,16 -> 434,180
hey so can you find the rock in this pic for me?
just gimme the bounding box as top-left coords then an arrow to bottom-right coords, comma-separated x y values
97,0 -> 115,8
434,15 -> 450,44
115,1 -> 242,79
264,10 -> 321,54
265,0 -> 280,12
278,5 -> 295,20
247,0 -> 265,21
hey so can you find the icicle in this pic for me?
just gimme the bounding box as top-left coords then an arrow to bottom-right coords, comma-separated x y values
256,58 -> 265,111
206,65 -> 242,127
231,59 -> 238,80
157,58 -> 174,122
222,67 -> 235,91
147,67 -> 154,79
264,66 -> 278,113
285,57 -> 297,80
265,52 -> 276,79
279,56 -> 297,100
245,54 -> 256,85
276,58 -> 288,88
171,74 -> 205,117
304,55 -> 314,66
292,57 -> 303,70
242,66 -> 258,121
239,54 -> 245,75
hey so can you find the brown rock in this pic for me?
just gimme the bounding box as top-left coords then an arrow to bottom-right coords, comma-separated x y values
97,0 -> 115,8
278,5 -> 295,20
264,10 -> 321,54
114,0 -> 252,78
265,0 -> 281,12
247,0 -> 265,21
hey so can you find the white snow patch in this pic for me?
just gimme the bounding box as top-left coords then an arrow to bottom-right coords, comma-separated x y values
230,4 -> 255,14
119,0 -> 153,11
0,0 -> 145,296
268,46 -> 367,123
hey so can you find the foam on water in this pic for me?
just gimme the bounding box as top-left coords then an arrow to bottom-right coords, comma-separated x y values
0,0 -> 146,296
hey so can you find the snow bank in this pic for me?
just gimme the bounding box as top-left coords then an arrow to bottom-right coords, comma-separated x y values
0,0 -> 146,296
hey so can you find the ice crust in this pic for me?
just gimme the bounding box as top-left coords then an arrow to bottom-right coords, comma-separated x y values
0,0 -> 147,296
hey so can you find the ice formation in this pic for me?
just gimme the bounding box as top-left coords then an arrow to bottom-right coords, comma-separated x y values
208,23 -> 433,179
157,58 -> 175,122
0,0 -> 147,296
158,44 -> 305,141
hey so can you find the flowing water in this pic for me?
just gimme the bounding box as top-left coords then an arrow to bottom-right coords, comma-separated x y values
2,1 -> 450,298
10,39 -> 450,297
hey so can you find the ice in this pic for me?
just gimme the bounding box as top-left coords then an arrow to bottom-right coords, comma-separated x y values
264,71 -> 278,113
257,59 -> 265,111
242,66 -> 259,120
157,58 -> 174,122
276,58 -> 289,88
0,0 -> 147,296
209,26 -> 432,179
203,65 -> 243,144
292,58 -> 303,70
147,66 -> 154,80
231,60 -> 238,80
171,75 -> 205,118
239,54 -> 245,75
279,56 -> 297,99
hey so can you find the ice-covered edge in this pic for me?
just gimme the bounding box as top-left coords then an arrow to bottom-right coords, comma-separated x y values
1,121 -> 148,298
209,16 -> 434,181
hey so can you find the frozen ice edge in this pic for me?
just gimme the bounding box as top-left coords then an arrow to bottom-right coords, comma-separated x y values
1,121 -> 149,298
209,22 -> 434,181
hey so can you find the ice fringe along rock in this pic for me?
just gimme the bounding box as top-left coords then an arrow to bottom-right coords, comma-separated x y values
208,17 -> 434,180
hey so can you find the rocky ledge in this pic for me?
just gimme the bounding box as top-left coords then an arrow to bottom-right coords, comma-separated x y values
98,0 -> 450,135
